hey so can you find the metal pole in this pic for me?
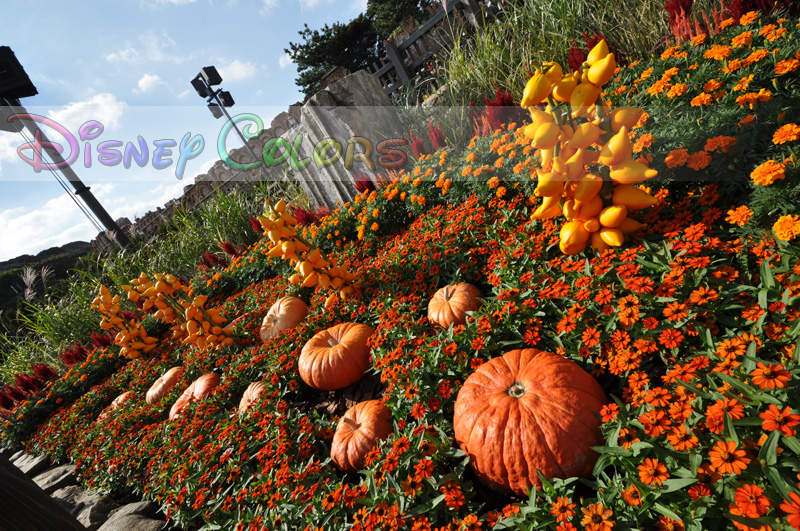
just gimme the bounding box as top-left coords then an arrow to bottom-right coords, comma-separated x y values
210,90 -> 270,179
6,98 -> 131,249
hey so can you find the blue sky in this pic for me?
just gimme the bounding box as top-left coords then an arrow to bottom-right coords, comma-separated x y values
0,0 -> 367,261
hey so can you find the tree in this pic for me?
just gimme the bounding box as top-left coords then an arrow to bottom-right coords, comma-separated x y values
366,0 -> 434,38
285,13 -> 382,97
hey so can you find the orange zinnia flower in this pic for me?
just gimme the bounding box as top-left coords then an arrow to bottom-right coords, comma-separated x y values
733,484 -> 771,517
638,457 -> 669,486
581,503 -> 615,531
750,362 -> 791,389
759,404 -> 800,437
780,492 -> 800,530
622,484 -> 642,506
550,496 -> 576,522
708,440 -> 750,475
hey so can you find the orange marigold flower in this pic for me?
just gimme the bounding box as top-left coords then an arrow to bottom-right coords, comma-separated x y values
580,503 -> 615,531
774,123 -> 800,144
744,49 -> 769,64
740,11 -> 759,24
759,404 -> 800,437
704,79 -> 723,92
704,45 -> 732,60
774,214 -> 800,241
638,457 -> 669,486
690,93 -> 713,106
633,133 -> 654,153
751,160 -> 786,186
751,362 -> 791,389
687,151 -> 711,170
665,148 -> 689,168
667,83 -> 688,98
776,58 -> 800,75
708,440 -> 750,475
731,30 -> 753,48
705,136 -> 737,153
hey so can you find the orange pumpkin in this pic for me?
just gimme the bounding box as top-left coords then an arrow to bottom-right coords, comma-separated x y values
453,348 -> 606,495
98,391 -> 134,421
260,296 -> 308,342
427,283 -> 482,329
298,323 -> 374,390
239,381 -> 266,414
169,373 -> 220,420
331,400 -> 393,473
146,366 -> 183,405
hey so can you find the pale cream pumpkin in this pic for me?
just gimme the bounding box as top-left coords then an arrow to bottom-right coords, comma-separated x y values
146,366 -> 183,405
260,296 -> 308,342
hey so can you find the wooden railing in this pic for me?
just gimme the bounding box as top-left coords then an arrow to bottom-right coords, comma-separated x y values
367,0 -> 493,97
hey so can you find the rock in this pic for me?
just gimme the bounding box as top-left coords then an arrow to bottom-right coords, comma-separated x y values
51,485 -> 87,516
33,463 -> 77,493
98,501 -> 165,531
77,495 -> 119,531
9,449 -> 26,462
285,69 -> 405,209
14,453 -> 51,477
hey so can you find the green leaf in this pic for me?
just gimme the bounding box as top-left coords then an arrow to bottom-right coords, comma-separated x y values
724,413 -> 739,446
728,512 -> 778,529
660,478 -> 697,493
764,465 -> 792,502
761,259 -> 775,289
784,436 -> 800,455
403,494 -> 446,517
689,452 -> 702,476
758,288 -> 769,309
654,503 -> 684,523
592,445 -> 632,456
759,430 -> 780,466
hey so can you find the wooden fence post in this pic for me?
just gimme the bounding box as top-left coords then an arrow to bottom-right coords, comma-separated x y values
460,0 -> 485,31
384,40 -> 412,85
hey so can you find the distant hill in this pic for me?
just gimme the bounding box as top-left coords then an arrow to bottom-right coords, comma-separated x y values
0,241 -> 91,322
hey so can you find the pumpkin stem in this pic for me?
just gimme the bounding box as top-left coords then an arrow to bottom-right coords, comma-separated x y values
343,417 -> 360,430
507,382 -> 526,398
443,285 -> 451,300
327,338 -> 339,348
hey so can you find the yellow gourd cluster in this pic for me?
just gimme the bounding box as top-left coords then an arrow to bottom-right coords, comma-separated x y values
259,198 -> 361,308
91,285 -> 157,359
521,40 -> 660,255
122,273 -> 233,350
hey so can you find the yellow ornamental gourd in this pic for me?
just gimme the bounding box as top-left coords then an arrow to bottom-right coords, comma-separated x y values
521,73 -> 553,108
610,107 -> 646,133
529,108 -> 555,126
612,184 -> 659,209
552,74 -> 578,102
609,160 -> 659,184
573,174 -> 604,206
598,205 -> 628,228
565,122 -> 603,150
591,231 -> 611,252
532,122 -> 561,150
618,217 -> 647,234
587,53 -> 616,86
574,194 -> 604,221
598,126 -> 632,167
560,220 -> 590,247
599,228 -> 625,247
586,40 -> 610,66
570,83 -> 601,117
583,218 -> 600,233
535,172 -> 565,197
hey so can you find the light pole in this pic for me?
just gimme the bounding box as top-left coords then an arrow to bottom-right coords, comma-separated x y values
190,66 -> 267,176
0,46 -> 131,249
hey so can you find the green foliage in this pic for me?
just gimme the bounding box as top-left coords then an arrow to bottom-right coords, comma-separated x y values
285,13 -> 383,96
366,0 -> 433,38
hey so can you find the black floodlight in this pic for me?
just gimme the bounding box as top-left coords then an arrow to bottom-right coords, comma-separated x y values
208,102 -> 223,119
0,46 -> 38,99
218,90 -> 234,108
191,75 -> 213,98
200,65 -> 222,86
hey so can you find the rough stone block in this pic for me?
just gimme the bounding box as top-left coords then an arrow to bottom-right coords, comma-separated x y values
33,463 -> 77,493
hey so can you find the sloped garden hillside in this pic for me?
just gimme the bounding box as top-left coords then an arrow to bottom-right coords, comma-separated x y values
3,10 -> 800,531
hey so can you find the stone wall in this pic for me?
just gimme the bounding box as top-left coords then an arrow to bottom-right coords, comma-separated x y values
91,69 -> 404,251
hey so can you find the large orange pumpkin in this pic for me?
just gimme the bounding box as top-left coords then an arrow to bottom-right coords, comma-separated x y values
453,348 -> 606,495
169,373 -> 220,420
238,381 -> 266,414
146,366 -> 183,405
331,400 -> 393,473
98,391 -> 134,421
427,283 -> 482,329
298,323 -> 374,390
260,296 -> 308,342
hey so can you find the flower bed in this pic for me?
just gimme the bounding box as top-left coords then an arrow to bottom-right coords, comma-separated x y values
3,10 -> 800,531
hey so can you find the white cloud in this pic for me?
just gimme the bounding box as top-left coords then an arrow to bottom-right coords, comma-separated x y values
278,53 -> 293,69
105,31 -> 189,64
0,131 -> 20,175
135,73 -> 165,93
296,0 -> 332,9
260,0 -> 279,14
141,0 -> 197,6
219,59 -> 258,82
47,93 -> 126,134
